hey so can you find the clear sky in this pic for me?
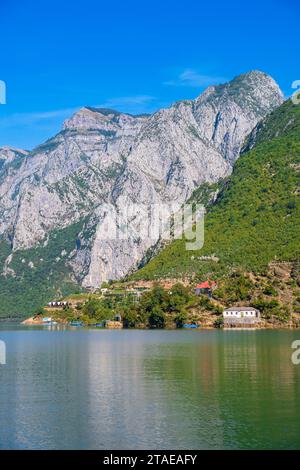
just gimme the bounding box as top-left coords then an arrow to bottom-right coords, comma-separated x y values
0,0 -> 299,150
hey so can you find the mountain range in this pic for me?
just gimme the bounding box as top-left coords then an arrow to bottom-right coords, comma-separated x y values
0,70 -> 285,316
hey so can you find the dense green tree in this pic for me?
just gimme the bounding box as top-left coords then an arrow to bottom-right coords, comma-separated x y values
121,307 -> 139,328
148,306 -> 166,328
167,283 -> 191,312
174,310 -> 188,327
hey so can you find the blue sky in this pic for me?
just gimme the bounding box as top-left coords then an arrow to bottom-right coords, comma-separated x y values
0,0 -> 299,150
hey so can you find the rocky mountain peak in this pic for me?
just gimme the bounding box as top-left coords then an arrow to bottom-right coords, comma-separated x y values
63,107 -> 110,130
197,70 -> 283,111
63,106 -> 148,131
0,147 -> 29,173
0,146 -> 29,158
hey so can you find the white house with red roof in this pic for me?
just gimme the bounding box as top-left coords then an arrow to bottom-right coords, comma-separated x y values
194,280 -> 217,297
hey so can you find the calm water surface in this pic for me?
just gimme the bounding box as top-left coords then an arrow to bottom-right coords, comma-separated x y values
0,325 -> 300,449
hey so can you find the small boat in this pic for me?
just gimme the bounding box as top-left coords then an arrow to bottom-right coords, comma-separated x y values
183,323 -> 199,329
69,321 -> 83,327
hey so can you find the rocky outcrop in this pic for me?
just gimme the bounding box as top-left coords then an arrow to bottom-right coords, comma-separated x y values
0,71 -> 284,289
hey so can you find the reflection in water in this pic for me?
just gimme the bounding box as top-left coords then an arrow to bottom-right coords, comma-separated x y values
0,328 -> 300,449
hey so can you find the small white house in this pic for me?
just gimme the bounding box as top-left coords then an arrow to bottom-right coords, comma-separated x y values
223,307 -> 260,326
48,301 -> 68,308
223,307 -> 260,319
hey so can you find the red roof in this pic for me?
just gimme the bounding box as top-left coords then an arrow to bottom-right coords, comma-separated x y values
196,281 -> 216,289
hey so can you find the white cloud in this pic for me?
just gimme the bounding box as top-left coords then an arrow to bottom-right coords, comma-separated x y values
0,96 -> 157,129
0,96 -> 160,149
164,69 -> 227,88
100,95 -> 155,107
0,107 -> 79,128
95,95 -> 157,115
0,95 -> 157,132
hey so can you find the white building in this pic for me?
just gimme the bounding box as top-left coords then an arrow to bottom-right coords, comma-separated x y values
48,301 -> 68,307
223,307 -> 260,326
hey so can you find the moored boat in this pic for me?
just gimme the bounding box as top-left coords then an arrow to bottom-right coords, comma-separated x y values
69,321 -> 83,327
183,323 -> 199,329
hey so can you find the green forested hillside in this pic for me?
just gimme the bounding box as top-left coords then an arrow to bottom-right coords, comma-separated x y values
133,100 -> 300,280
0,221 -> 85,318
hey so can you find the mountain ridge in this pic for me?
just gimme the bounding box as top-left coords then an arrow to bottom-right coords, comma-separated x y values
0,70 -> 284,315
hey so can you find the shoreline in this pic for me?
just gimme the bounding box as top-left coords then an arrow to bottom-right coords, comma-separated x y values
5,319 -> 300,331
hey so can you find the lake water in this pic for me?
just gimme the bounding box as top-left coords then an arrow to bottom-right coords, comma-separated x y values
0,325 -> 300,450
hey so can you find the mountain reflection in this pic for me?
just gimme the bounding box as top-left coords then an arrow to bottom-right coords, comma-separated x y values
0,329 -> 300,449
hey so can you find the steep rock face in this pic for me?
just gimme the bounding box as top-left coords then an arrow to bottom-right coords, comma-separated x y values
0,147 -> 30,244
0,109 -> 148,248
0,71 -> 284,291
